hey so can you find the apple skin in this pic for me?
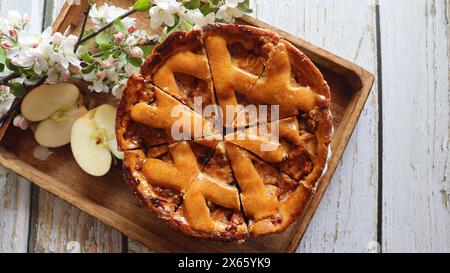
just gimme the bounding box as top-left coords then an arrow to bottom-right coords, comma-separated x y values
21,83 -> 80,122
71,104 -> 123,176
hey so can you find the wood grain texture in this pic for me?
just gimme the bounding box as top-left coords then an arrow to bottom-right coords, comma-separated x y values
27,0 -> 123,253
29,189 -> 122,253
0,0 -> 374,253
0,0 -> 46,253
380,0 -> 450,252
253,0 -> 379,253
127,239 -> 154,253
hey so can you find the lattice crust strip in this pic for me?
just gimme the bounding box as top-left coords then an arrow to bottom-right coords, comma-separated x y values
140,30 -> 218,121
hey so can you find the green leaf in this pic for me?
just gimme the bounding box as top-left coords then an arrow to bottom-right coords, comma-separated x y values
99,43 -> 113,52
113,18 -> 127,34
81,64 -> 95,74
133,0 -> 151,12
0,47 -> 6,65
0,48 -> 6,73
80,52 -> 95,63
200,3 -> 214,16
184,0 -> 201,10
83,28 -> 94,37
209,0 -> 220,5
10,83 -> 27,98
127,56 -> 143,67
139,45 -> 153,58
6,60 -> 21,74
95,32 -> 111,46
238,0 -> 253,13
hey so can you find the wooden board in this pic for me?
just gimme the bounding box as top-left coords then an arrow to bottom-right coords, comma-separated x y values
0,0 -> 374,253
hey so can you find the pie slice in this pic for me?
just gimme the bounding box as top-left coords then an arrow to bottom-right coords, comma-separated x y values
116,74 -> 220,151
141,30 -> 217,120
225,109 -> 332,189
233,40 -> 331,128
171,142 -> 248,241
122,140 -> 217,220
203,24 -> 280,128
225,142 -> 311,236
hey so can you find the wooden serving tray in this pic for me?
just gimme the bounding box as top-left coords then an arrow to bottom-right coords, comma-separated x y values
0,0 -> 374,253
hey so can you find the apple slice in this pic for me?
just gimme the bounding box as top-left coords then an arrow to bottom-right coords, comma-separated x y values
71,104 -> 123,176
34,107 -> 87,148
21,83 -> 84,148
21,83 -> 80,122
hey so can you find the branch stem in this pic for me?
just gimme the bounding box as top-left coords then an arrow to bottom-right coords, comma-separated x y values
74,3 -> 92,53
0,73 -> 20,86
78,9 -> 138,46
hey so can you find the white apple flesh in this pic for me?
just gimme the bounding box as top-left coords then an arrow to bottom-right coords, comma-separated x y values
34,106 -> 87,148
71,104 -> 123,176
20,83 -> 85,148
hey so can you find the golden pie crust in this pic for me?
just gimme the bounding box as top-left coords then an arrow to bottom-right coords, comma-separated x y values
116,24 -> 332,242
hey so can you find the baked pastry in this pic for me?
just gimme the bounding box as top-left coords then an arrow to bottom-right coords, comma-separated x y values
116,74 -> 219,150
116,24 -> 332,241
141,30 -> 217,120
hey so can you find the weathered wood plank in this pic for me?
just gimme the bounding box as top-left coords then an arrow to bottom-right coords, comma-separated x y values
29,189 -> 122,253
253,0 -> 379,252
27,0 -> 123,253
128,239 -> 154,253
0,0 -> 46,253
380,0 -> 450,252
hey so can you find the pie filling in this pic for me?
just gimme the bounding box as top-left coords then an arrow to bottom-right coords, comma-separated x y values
117,24 -> 332,241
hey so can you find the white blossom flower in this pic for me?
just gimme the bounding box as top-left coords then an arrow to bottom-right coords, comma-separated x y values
13,115 -> 29,130
225,0 -> 245,8
185,9 -> 215,29
0,87 -> 14,117
124,63 -> 140,75
4,11 -> 29,29
216,5 -> 244,23
89,3 -> 136,30
149,0 -> 185,29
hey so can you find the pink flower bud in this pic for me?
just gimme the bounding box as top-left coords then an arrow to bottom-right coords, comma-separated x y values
1,40 -> 12,49
96,72 -> 105,79
69,65 -> 82,74
102,60 -> 112,69
31,43 -> 38,49
13,115 -> 29,130
114,32 -> 124,44
53,33 -> 63,45
127,25 -> 137,34
62,70 -> 71,81
8,29 -> 17,37
130,47 -> 143,58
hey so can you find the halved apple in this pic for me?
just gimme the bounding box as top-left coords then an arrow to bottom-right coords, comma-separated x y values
71,104 -> 123,176
21,83 -> 85,147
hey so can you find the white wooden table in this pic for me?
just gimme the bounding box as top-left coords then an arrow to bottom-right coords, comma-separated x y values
0,0 -> 448,253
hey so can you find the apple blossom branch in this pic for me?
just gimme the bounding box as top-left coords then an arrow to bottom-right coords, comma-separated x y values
76,9 -> 138,50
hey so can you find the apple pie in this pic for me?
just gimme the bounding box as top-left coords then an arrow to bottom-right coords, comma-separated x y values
116,24 -> 332,242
